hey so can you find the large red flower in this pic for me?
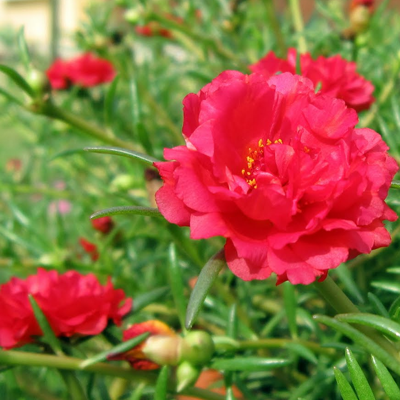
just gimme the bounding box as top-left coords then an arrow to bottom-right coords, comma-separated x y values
0,268 -> 132,349
46,53 -> 116,89
154,71 -> 398,285
250,48 -> 374,112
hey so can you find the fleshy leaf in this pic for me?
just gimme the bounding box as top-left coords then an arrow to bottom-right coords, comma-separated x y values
371,355 -> 400,400
29,295 -> 63,356
345,347 -> 375,400
80,332 -> 149,369
185,249 -> 225,329
333,367 -> 358,400
336,313 -> 400,341
84,146 -> 160,165
91,206 -> 163,219
0,64 -> 34,97
211,357 -> 291,372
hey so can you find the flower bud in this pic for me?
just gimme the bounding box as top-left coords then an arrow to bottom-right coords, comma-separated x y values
124,7 -> 143,24
176,361 -> 201,392
143,335 -> 182,366
349,5 -> 371,34
26,68 -> 48,95
180,331 -> 214,366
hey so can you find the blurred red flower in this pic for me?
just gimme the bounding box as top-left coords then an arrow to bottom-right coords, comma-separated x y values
110,320 -> 176,370
350,0 -> 374,12
0,268 -> 132,349
135,23 -> 173,38
91,216 -> 114,234
79,237 -> 99,261
154,71 -> 397,285
250,48 -> 374,112
46,53 -> 116,89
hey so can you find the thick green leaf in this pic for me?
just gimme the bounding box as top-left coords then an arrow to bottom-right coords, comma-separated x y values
333,367 -> 358,400
133,286 -> 170,312
390,181 -> 400,190
372,355 -> 400,400
84,146 -> 160,164
28,295 -> 63,355
336,313 -> 400,341
227,304 -> 238,339
211,357 -> 291,372
104,75 -> 119,128
283,282 -> 298,339
80,332 -> 149,369
313,315 -> 400,376
49,148 -> 87,161
168,244 -> 187,332
389,295 -> 400,320
371,281 -> 400,294
155,366 -> 170,400
185,249 -> 225,329
0,64 -> 34,97
345,347 -> 375,400
90,206 -> 162,219
368,293 -> 391,318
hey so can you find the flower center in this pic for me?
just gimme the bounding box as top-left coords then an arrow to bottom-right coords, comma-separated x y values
241,138 -> 282,189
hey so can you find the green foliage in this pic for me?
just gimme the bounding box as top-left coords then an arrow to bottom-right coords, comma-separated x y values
1,0 -> 400,399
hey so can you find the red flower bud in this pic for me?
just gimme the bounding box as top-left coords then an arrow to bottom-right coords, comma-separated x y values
91,216 -> 114,234
79,237 -> 99,261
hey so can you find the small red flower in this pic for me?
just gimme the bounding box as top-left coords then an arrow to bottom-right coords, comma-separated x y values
110,320 -> 176,370
135,23 -> 173,39
46,53 -> 116,89
250,48 -> 374,112
91,216 -> 114,234
350,0 -> 374,12
0,268 -> 132,349
79,237 -> 99,261
46,59 -> 70,90
154,71 -> 397,285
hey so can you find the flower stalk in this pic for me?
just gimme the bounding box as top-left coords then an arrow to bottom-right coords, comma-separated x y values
27,100 -> 138,151
288,0 -> 307,53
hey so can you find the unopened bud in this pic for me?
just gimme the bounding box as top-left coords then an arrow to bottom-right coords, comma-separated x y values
124,7 -> 143,24
350,5 -> 371,34
26,68 -> 48,95
180,331 -> 214,366
143,335 -> 182,366
176,361 -> 201,392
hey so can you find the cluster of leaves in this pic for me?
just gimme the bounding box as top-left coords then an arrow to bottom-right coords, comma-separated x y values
1,0 -> 400,399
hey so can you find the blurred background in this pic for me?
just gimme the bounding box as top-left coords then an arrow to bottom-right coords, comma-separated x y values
1,0 -> 400,60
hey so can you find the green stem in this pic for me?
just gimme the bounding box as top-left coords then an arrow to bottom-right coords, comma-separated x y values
264,0 -> 287,56
29,101 -> 138,151
213,337 -> 335,356
0,350 -> 225,400
314,275 -> 400,358
288,0 -> 307,53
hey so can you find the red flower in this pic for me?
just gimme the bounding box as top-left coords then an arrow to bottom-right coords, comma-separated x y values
110,320 -> 176,370
0,268 -> 132,349
135,23 -> 173,39
46,53 -> 116,89
46,59 -> 70,89
250,48 -> 374,112
79,237 -> 99,261
154,71 -> 397,285
350,0 -> 374,12
91,216 -> 114,234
